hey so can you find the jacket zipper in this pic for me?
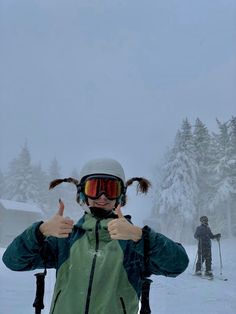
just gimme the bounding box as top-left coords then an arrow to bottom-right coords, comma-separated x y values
120,297 -> 127,314
51,290 -> 61,314
84,220 -> 100,314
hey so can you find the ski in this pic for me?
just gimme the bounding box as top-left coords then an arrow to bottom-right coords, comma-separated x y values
216,276 -> 228,281
192,273 -> 214,280
200,275 -> 214,280
192,273 -> 228,281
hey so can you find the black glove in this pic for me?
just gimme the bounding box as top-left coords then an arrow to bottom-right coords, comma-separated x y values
215,233 -> 221,241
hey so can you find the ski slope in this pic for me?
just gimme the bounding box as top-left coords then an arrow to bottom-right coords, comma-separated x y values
0,238 -> 235,314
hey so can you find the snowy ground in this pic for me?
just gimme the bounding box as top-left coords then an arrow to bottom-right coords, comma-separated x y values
0,238 -> 235,314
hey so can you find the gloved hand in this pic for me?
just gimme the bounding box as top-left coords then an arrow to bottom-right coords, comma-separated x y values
215,233 -> 221,241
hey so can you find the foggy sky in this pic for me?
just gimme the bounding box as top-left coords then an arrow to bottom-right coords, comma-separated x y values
0,0 -> 236,223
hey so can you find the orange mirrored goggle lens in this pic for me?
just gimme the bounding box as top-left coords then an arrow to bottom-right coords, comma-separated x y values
84,177 -> 122,200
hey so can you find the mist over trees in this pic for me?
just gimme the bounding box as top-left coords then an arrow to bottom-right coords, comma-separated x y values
0,117 -> 235,242
0,143 -> 82,219
151,116 -> 236,243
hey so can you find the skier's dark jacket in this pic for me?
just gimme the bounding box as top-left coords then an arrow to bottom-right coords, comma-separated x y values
194,224 -> 216,248
2,213 -> 189,314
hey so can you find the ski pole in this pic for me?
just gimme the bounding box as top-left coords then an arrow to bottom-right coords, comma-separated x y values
192,248 -> 198,271
217,239 -> 223,275
140,278 -> 152,314
200,238 -> 203,273
33,271 -> 46,314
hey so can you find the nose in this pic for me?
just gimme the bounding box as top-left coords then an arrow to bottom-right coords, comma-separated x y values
98,193 -> 108,200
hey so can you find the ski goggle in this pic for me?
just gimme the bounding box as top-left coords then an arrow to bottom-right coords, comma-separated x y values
82,176 -> 123,200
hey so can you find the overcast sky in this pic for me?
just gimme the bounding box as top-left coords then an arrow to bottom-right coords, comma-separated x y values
0,0 -> 235,222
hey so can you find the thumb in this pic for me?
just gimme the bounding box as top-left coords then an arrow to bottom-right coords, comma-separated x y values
115,204 -> 124,219
57,198 -> 65,216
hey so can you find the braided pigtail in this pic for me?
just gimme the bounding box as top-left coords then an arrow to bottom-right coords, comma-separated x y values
49,177 -> 79,189
126,177 -> 151,194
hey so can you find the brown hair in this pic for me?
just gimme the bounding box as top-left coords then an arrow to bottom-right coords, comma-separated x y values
49,177 -> 79,190
126,177 -> 151,194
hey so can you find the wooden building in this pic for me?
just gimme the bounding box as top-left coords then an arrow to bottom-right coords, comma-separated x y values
0,199 -> 44,248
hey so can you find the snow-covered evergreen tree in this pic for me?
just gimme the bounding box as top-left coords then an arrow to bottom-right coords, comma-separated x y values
32,163 -> 49,209
4,143 -> 38,202
154,119 -> 199,243
228,116 -> 236,236
193,118 -> 216,216
210,119 -> 235,237
229,116 -> 236,191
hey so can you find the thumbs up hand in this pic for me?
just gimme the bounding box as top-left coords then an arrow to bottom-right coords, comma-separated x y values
107,205 -> 142,242
39,199 -> 74,238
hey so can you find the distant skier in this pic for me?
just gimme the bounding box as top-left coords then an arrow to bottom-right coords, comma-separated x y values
194,216 -> 221,278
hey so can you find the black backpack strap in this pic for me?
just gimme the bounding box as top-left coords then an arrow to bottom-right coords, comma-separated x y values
140,226 -> 153,314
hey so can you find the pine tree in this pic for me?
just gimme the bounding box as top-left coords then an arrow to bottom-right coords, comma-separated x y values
227,116 -> 236,236
209,119 -> 235,236
32,163 -> 49,209
228,116 -> 236,191
193,118 -> 215,216
4,143 -> 37,202
155,119 -> 199,243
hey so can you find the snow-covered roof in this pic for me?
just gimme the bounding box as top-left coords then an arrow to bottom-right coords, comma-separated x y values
0,199 -> 43,214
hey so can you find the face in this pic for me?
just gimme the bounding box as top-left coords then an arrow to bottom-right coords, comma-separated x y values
87,194 -> 116,211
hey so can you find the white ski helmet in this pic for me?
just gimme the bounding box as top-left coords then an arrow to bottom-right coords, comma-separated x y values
79,158 -> 126,185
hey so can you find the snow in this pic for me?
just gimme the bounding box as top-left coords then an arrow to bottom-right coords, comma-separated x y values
0,238 -> 235,314
150,238 -> 236,314
0,199 -> 43,214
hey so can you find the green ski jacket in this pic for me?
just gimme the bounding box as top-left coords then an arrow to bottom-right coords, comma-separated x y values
2,213 -> 189,314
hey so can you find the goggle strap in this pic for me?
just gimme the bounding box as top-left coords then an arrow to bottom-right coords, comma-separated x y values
114,194 -> 125,207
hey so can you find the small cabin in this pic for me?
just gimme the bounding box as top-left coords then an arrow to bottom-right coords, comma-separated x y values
0,199 -> 44,247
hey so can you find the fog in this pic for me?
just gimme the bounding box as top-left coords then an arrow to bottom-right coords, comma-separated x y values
0,0 -> 235,223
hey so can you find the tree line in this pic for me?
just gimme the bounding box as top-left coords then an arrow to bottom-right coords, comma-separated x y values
1,116 -> 236,242
151,116 -> 236,243
0,145 -> 82,219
